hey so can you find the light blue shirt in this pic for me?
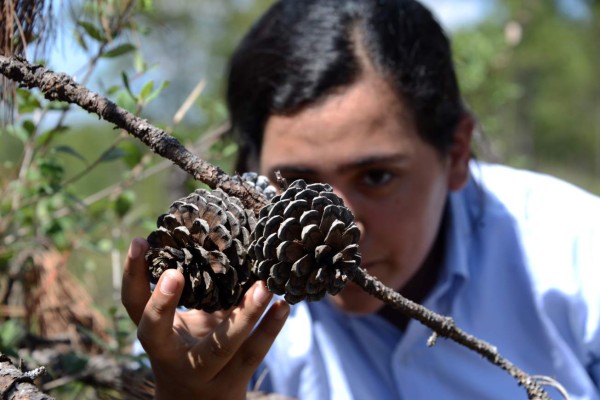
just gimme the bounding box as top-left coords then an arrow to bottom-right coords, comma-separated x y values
251,163 -> 600,400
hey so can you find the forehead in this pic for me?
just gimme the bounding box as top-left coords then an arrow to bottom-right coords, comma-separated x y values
259,75 -> 420,175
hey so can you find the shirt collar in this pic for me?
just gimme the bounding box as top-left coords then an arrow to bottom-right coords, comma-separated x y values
431,169 -> 484,301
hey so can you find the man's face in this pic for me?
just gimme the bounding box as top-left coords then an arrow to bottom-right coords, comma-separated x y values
260,74 -> 469,314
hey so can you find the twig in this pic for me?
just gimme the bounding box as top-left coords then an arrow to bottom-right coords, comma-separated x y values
172,78 -> 206,127
352,268 -> 551,399
531,376 -> 571,400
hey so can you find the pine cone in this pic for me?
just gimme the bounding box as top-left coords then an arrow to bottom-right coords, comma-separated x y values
232,172 -> 278,200
249,180 -> 361,304
146,188 -> 257,312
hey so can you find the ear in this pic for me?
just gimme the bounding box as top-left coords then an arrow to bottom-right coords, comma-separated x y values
447,113 -> 474,192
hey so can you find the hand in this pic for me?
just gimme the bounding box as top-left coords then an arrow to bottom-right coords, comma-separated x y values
122,237 -> 290,400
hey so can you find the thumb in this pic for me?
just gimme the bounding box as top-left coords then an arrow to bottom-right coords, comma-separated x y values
137,269 -> 184,358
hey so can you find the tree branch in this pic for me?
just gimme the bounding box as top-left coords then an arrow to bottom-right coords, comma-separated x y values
0,54 -> 268,214
352,268 -> 557,399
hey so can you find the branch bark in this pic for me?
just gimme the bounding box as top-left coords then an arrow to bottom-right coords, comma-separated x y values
0,354 -> 53,400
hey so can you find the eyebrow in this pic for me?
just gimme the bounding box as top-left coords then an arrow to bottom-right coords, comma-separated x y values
267,153 -> 408,177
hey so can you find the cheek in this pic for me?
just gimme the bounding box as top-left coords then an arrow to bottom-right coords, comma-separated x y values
358,198 -> 416,259
376,178 -> 447,258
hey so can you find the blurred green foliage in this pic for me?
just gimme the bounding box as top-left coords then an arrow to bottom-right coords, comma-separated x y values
453,0 -> 600,192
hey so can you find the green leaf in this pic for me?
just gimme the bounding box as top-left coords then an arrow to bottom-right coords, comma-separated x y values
222,142 -> 238,158
47,221 -> 69,250
140,0 -> 154,12
139,80 -> 154,101
39,159 -> 65,183
144,81 -> 170,104
77,20 -> 106,43
17,89 -> 42,113
114,190 -> 136,218
98,238 -> 113,252
121,72 -> 136,101
55,145 -> 87,163
118,141 -> 143,168
0,320 -> 26,357
134,52 -> 147,73
0,251 -> 13,273
100,147 -> 127,162
106,85 -> 121,96
75,31 -> 89,51
73,29 -> 89,51
22,120 -> 36,137
102,43 -> 137,58
115,90 -> 137,112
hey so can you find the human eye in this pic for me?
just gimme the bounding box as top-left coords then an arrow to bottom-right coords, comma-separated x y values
361,169 -> 394,187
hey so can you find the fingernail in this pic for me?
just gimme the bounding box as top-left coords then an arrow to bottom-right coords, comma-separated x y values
253,281 -> 271,306
160,270 -> 178,295
273,301 -> 289,321
128,239 -> 141,259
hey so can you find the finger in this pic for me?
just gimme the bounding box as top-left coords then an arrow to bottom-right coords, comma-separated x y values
137,268 -> 184,359
228,299 -> 289,381
122,237 -> 150,325
191,280 -> 273,376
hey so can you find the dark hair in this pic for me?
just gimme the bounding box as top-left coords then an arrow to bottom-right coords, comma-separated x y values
226,0 -> 465,172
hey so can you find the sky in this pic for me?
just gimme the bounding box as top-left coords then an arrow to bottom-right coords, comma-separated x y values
420,0 -> 491,30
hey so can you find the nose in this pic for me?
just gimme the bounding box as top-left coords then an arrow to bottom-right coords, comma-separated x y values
332,187 -> 366,242
353,219 -> 366,245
